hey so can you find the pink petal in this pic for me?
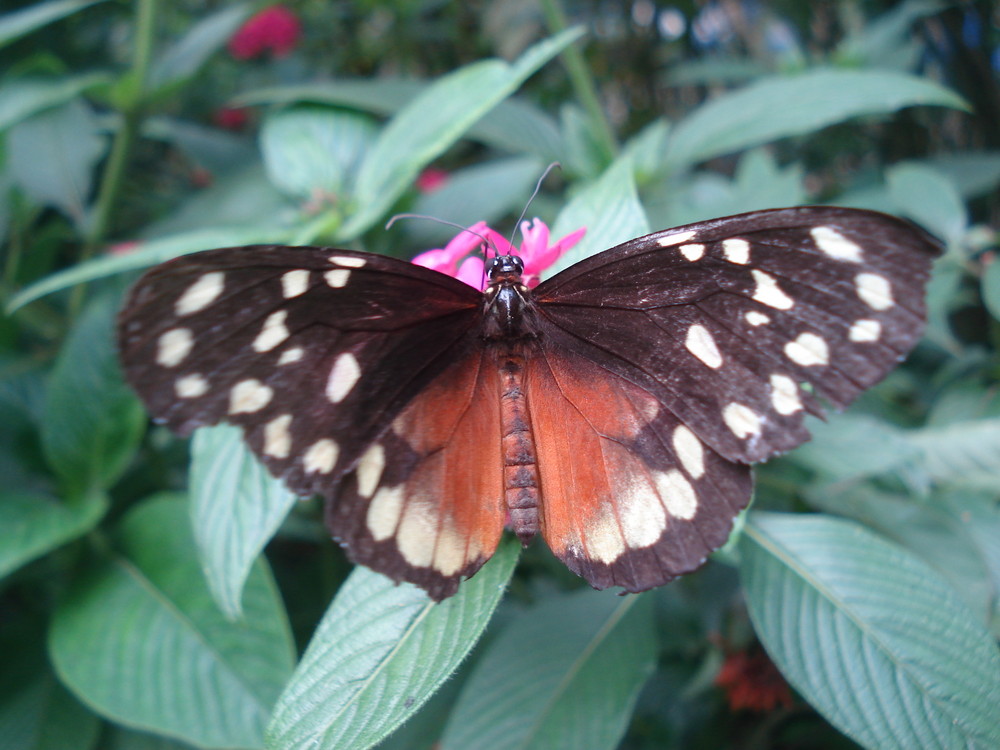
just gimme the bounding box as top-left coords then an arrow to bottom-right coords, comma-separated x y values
456,257 -> 486,290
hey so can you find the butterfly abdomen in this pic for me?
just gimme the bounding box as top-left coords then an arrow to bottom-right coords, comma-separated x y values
498,352 -> 541,544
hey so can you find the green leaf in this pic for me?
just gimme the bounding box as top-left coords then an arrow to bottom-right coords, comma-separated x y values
664,69 -> 968,172
260,107 -> 378,201
42,296 -> 145,496
7,226 -> 291,313
887,162 -> 967,244
928,151 -> 1000,199
190,425 -> 297,619
265,537 -> 519,750
237,81 -> 563,162
7,98 -> 107,226
908,418 -> 1000,490
982,256 -> 1000,323
740,512 -> 1000,750
149,4 -> 252,92
0,73 -> 111,132
789,414 -> 919,481
0,492 -> 105,580
0,0 -> 106,49
0,619 -> 100,750
407,156 -> 544,246
440,590 -> 657,750
339,28 -> 583,239
50,495 -> 295,749
549,154 -> 650,275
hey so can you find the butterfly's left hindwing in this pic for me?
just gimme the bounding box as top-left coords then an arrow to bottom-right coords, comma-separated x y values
118,245 -> 482,503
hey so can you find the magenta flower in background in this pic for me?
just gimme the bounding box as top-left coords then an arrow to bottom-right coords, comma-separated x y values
229,6 -> 302,60
412,219 -> 585,291
213,107 -> 249,130
415,168 -> 449,193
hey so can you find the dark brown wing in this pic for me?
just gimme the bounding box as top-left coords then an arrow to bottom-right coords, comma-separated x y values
533,207 -> 940,464
118,245 -> 482,500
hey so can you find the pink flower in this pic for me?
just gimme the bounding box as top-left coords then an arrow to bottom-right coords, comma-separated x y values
229,6 -> 302,60
213,107 -> 249,130
412,219 -> 585,291
416,168 -> 449,193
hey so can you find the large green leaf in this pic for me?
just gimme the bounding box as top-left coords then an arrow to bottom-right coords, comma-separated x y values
740,512 -> 1000,750
50,496 -> 295,749
41,296 -> 145,496
190,425 -> 297,620
0,492 -> 106,580
0,73 -> 110,132
260,107 -> 378,201
149,4 -> 252,92
664,69 -> 968,172
908,417 -> 1000,490
338,28 -> 583,239
548,154 -> 650,275
439,590 -> 657,750
887,162 -> 967,245
265,538 -> 519,750
7,226 -> 291,313
0,0 -> 106,48
7,98 -> 107,226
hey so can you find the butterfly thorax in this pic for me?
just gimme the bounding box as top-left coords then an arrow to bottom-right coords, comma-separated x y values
481,254 -> 541,340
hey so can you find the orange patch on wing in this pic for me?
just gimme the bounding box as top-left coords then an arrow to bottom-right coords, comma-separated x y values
527,348 -> 667,567
384,351 -> 506,575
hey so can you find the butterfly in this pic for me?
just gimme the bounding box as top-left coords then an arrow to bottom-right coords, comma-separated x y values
117,207 -> 940,600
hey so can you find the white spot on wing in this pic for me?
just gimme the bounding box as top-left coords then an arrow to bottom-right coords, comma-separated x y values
328,255 -> 367,268
654,470 -> 698,520
367,485 -> 404,540
432,520 -> 468,576
397,500 -> 437,568
679,243 -> 705,261
264,414 -> 293,458
326,352 -> 361,403
619,481 -> 667,548
324,269 -> 351,288
849,318 -> 881,342
769,374 -> 802,415
751,270 -> 794,310
784,332 -> 829,366
685,324 -> 723,369
745,310 -> 771,327
656,229 -> 697,247
156,328 -> 193,367
176,272 -> 224,315
278,346 -> 304,365
584,503 -> 627,564
229,378 -> 273,414
356,443 -> 385,499
304,438 -> 339,474
253,310 -> 290,352
811,226 -> 863,262
281,270 -> 310,298
723,402 -> 761,439
175,374 -> 208,398
856,273 -> 894,310
672,425 -> 705,478
722,238 -> 750,264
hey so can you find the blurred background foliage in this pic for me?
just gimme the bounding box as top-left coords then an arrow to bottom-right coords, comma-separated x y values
2,1 -> 1000,749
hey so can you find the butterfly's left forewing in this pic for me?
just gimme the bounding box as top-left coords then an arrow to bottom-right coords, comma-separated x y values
118,245 -> 484,502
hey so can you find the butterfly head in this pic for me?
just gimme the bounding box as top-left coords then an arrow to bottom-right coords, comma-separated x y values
486,253 -> 525,283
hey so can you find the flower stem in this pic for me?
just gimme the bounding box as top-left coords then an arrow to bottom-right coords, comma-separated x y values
539,0 -> 619,163
71,0 -> 158,316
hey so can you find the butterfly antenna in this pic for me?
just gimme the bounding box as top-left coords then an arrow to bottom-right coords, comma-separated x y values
386,213 -> 497,252
507,162 -> 562,251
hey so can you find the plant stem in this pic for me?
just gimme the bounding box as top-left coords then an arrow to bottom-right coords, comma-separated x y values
71,0 -> 158,316
539,0 -> 619,162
